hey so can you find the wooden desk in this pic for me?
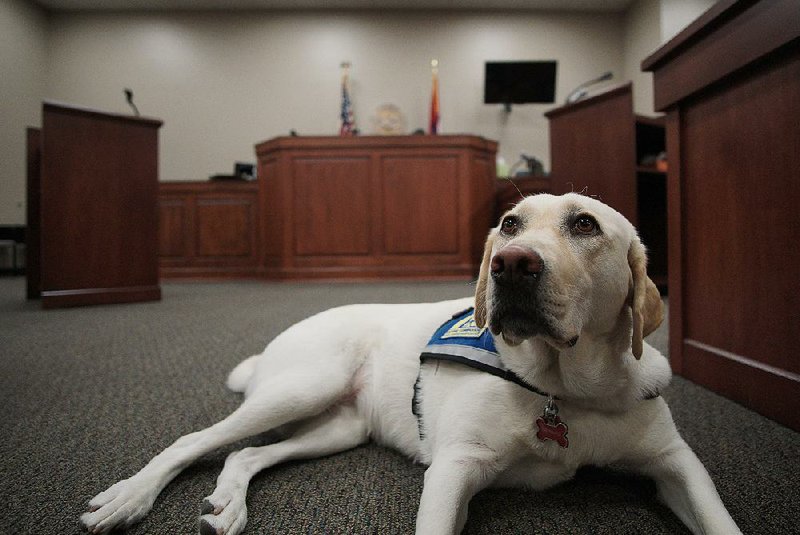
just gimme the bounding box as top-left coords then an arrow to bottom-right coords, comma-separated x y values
255,135 -> 497,280
643,0 -> 800,430
27,102 -> 162,308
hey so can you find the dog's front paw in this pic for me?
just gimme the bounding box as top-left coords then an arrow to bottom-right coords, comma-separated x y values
199,487 -> 248,535
80,477 -> 157,534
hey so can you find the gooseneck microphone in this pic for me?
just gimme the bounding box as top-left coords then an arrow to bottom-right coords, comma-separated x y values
124,88 -> 140,116
564,72 -> 613,104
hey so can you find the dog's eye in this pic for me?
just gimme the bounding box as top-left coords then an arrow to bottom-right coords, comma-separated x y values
500,216 -> 520,236
574,215 -> 598,235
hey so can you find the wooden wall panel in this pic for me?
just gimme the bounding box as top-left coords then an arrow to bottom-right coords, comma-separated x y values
292,158 -> 371,256
158,182 -> 260,278
158,199 -> 189,259
196,199 -> 254,258
382,156 -> 459,255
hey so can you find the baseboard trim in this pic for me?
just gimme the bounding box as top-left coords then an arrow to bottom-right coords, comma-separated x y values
685,339 -> 800,383
682,338 -> 799,431
41,285 -> 161,308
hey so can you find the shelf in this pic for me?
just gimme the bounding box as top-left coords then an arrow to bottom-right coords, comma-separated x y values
635,114 -> 665,127
636,166 -> 666,176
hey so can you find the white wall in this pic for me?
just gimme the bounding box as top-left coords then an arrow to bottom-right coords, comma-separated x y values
623,0 -> 661,115
0,0 -> 46,225
621,0 -> 717,115
43,10 -> 625,186
660,0 -> 716,43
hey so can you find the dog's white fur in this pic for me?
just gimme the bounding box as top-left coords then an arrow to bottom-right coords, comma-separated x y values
81,193 -> 741,535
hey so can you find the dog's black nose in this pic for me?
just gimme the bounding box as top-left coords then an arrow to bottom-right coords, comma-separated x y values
490,245 -> 544,283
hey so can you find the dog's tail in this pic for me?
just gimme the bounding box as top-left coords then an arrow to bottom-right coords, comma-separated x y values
226,354 -> 258,393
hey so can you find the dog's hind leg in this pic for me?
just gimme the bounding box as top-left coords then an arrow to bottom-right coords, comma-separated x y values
199,402 -> 368,535
80,365 -> 358,535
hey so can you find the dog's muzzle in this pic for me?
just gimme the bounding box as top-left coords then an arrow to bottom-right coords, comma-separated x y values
488,245 -> 550,344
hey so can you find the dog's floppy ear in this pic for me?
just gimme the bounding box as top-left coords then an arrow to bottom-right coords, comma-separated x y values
474,232 -> 495,329
628,237 -> 664,359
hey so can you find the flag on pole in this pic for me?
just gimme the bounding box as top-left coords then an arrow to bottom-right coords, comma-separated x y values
429,59 -> 440,135
340,62 -> 356,136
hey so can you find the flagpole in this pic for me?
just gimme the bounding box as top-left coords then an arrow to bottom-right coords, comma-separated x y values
430,59 -> 440,135
340,61 -> 355,136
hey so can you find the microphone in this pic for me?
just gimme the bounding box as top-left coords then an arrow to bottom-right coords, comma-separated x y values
564,72 -> 613,104
124,88 -> 140,116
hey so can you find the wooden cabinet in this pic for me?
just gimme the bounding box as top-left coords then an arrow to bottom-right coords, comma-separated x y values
158,181 -> 260,278
643,0 -> 800,430
255,135 -> 497,280
545,84 -> 667,287
27,102 -> 162,308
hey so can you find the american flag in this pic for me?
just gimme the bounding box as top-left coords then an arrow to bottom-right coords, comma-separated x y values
340,64 -> 355,136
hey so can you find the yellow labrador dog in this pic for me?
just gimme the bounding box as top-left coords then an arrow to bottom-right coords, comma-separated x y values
81,193 -> 741,535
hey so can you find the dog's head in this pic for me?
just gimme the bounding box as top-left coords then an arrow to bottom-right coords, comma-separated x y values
475,193 -> 662,359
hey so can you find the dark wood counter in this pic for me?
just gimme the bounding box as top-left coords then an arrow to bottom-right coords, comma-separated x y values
255,135 -> 497,280
643,0 -> 800,430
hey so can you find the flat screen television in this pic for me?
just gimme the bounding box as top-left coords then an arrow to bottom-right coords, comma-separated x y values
484,61 -> 557,108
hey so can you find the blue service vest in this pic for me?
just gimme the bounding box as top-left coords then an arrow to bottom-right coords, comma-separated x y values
418,308 -> 550,396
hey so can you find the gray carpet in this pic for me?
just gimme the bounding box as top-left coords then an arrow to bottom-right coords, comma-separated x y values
1,277 -> 797,534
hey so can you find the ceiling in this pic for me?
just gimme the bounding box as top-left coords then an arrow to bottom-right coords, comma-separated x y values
33,0 -> 635,13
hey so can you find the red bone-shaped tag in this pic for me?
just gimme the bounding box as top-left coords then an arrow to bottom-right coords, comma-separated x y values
536,416 -> 569,448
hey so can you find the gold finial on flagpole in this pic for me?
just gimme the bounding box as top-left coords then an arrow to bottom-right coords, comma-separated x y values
341,61 -> 351,83
431,58 -> 439,74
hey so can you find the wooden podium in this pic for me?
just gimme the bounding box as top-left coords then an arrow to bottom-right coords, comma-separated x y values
27,101 -> 163,308
255,135 -> 497,280
545,84 -> 667,287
